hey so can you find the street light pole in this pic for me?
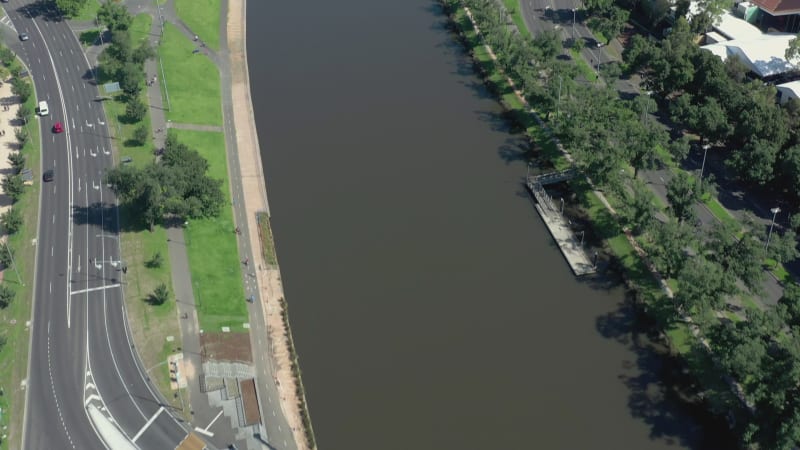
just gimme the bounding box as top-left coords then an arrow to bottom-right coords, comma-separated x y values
700,144 -> 710,180
765,207 -> 781,251
556,75 -> 562,125
3,241 -> 22,286
572,9 -> 576,41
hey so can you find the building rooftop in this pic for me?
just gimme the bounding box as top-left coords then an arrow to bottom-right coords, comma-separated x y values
750,0 -> 800,15
702,32 -> 800,77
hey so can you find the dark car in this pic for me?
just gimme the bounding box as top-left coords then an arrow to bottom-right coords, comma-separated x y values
52,122 -> 63,133
43,169 -> 54,182
18,33 -> 28,41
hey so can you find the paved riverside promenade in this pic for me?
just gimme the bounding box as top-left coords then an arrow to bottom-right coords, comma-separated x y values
527,180 -> 596,276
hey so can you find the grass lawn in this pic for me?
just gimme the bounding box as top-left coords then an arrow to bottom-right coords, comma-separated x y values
118,206 -> 184,412
130,13 -> 152,47
500,0 -> 531,40
0,77 -> 42,450
102,92 -> 154,166
159,23 -> 222,126
175,0 -> 222,51
570,48 -> 598,82
256,213 -> 278,266
701,195 -> 739,229
71,0 -> 101,22
170,129 -> 247,332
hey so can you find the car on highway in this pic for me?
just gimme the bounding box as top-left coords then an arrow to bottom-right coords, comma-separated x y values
18,32 -> 28,41
43,169 -> 54,182
52,122 -> 63,133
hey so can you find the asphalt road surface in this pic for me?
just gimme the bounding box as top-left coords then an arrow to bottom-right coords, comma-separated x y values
5,1 -> 191,449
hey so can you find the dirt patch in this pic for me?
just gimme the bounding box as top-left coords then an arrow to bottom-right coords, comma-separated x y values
200,331 -> 252,363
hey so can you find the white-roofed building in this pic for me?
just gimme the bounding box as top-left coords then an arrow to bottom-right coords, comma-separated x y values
777,80 -> 800,102
701,32 -> 800,78
714,10 -> 766,40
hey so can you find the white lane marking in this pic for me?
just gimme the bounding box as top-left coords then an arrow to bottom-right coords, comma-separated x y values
131,406 -> 165,442
84,394 -> 101,407
193,427 -> 214,438
47,321 -> 76,448
70,284 -> 121,296
49,282 -> 51,293
51,246 -> 53,257
203,409 -> 224,431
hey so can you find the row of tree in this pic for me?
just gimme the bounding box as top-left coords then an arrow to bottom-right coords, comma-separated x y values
0,43 -> 39,312
96,1 -> 154,146
445,0 -> 800,447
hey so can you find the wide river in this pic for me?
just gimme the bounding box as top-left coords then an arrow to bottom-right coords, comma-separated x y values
247,0 -> 731,448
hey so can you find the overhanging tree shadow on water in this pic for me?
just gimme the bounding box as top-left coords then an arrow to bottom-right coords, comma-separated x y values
594,295 -> 740,449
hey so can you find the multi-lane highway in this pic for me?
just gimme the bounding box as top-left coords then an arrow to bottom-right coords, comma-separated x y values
4,1 -> 190,449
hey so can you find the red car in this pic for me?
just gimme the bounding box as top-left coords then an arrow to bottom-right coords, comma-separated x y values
52,122 -> 63,133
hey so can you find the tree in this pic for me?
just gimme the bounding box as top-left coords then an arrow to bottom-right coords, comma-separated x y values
674,255 -> 728,316
666,171 -> 699,223
97,0 -> 132,32
148,283 -> 170,305
125,97 -> 147,123
668,135 -> 692,163
707,318 -> 767,382
705,221 -> 766,294
695,98 -> 731,145
133,124 -> 148,145
621,180 -> 657,235
644,219 -> 695,278
11,78 -> 31,103
625,117 -> 666,177
131,42 -> 155,66
14,128 -> 28,147
54,0 -> 88,17
782,145 -> 800,198
105,164 -> 142,202
532,30 -> 562,62
587,7 -> 629,44
787,34 -> 800,62
118,62 -> 143,96
728,138 -> 779,186
15,104 -> 31,124
7,152 -> 24,174
1,175 -> 24,202
697,0 -> 734,25
146,251 -> 164,269
768,229 -> 799,267
641,0 -> 671,26
0,284 -> 14,309
778,282 -> 800,327
0,207 -> 23,234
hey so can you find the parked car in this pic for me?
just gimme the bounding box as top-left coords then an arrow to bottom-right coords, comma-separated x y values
43,169 -> 54,182
52,122 -> 63,133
